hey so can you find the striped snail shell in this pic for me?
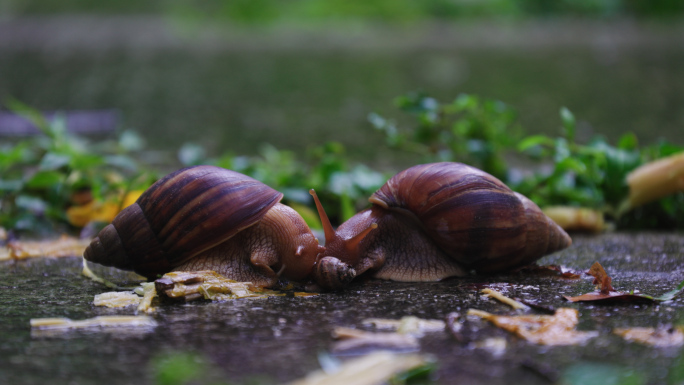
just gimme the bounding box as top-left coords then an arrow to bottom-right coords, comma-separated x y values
310,162 -> 572,289
84,166 -> 325,287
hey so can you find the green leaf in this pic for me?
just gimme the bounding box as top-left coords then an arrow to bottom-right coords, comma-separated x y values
39,152 -> 71,171
25,171 -> 63,188
15,195 -> 48,213
654,279 -> 684,302
518,135 -> 554,151
617,133 -> 638,150
104,155 -> 138,172
69,153 -> 105,170
560,107 -> 576,142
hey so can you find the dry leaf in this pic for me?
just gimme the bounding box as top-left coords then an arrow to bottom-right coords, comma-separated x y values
93,292 -> 141,308
468,308 -> 598,346
30,315 -> 157,330
7,236 -> 90,259
481,288 -> 528,310
542,206 -> 605,233
362,316 -> 445,336
331,327 -> 419,352
614,326 -> 684,347
564,261 -> 684,303
287,351 -> 430,385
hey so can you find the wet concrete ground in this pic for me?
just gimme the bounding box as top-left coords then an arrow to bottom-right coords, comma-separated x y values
1,232 -> 683,385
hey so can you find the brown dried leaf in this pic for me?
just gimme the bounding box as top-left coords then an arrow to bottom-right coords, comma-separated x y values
8,235 -> 90,259
587,261 -> 615,294
468,308 -> 598,346
563,261 -> 675,303
286,351 -> 429,385
331,327 -> 419,352
614,326 -> 684,347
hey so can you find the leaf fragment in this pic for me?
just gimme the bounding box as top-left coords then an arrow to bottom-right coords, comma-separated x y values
626,151 -> 684,209
614,326 -> 684,348
564,261 -> 684,303
154,270 -> 289,301
468,308 -> 598,346
93,291 -> 141,308
361,316 -> 445,336
331,327 -> 419,352
481,288 -> 529,310
30,315 -> 157,330
7,235 -> 90,259
287,351 -> 431,385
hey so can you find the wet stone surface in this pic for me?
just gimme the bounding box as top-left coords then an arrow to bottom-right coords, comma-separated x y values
1,232 -> 683,384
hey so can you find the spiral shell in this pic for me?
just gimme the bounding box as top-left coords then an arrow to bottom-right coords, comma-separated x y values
368,162 -> 571,273
84,166 -> 283,278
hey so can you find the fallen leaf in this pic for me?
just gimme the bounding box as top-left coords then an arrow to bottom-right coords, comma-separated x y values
331,327 -> 419,352
7,235 -> 90,259
153,270 -> 313,302
30,315 -> 157,330
287,351 -> 431,385
468,308 -> 598,346
587,261 -> 614,294
362,316 -> 445,336
481,288 -> 529,310
563,261 -> 684,303
93,291 -> 141,308
614,325 -> 684,347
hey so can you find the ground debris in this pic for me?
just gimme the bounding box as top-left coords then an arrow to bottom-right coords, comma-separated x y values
30,315 -> 157,330
154,270 -> 305,301
331,327 -> 419,352
468,308 -> 598,346
93,291 -> 141,308
614,325 -> 684,348
542,206 -> 605,233
481,288 -> 529,310
564,261 -> 684,303
3,235 -> 89,260
626,151 -> 684,208
361,316 -> 445,336
287,351 -> 431,385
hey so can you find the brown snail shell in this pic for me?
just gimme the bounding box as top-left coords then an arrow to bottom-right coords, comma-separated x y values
84,166 -> 324,287
310,162 -> 572,288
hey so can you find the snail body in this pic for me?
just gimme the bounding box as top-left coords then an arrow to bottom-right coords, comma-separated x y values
310,162 -> 572,290
84,166 -> 326,288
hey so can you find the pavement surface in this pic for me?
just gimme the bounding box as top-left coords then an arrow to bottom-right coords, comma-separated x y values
1,232 -> 683,384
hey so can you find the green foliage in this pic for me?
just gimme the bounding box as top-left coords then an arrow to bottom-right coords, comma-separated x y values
371,93 -> 684,228
2,94 -> 683,234
194,141 -> 386,227
370,92 -> 520,180
515,106 -> 684,224
0,101 -> 154,234
5,0 -> 683,21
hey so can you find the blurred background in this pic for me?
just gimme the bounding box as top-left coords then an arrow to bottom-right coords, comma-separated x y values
2,0 -> 683,164
1,0 -> 684,232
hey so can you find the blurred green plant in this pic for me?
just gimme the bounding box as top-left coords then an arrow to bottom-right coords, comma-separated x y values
515,107 -> 684,227
369,92 -> 520,180
190,141 -> 386,228
0,101 -> 155,234
370,93 -> 684,229
5,0 -> 683,22
2,94 -> 683,235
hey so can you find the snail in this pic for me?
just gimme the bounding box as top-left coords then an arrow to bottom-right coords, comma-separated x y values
83,166 -> 342,288
308,162 -> 572,290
